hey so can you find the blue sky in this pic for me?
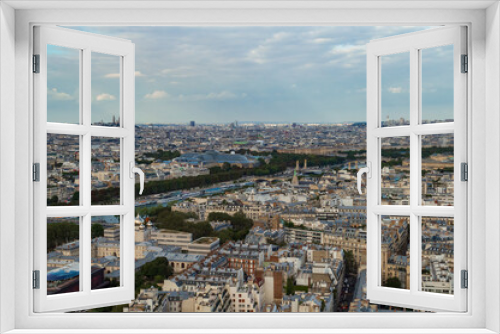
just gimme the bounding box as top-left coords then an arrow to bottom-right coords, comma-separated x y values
47,26 -> 453,124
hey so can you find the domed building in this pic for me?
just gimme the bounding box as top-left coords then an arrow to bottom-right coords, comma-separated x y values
135,214 -> 153,242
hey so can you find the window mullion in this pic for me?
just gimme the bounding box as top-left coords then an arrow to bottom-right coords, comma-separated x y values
82,213 -> 91,293
365,49 -> 380,298
78,47 -> 84,222
82,48 -> 91,209
121,51 -> 135,293
409,46 -> 420,294
81,47 -> 92,294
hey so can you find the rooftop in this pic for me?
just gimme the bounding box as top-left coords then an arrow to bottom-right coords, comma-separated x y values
158,229 -> 191,235
192,237 -> 219,245
175,150 -> 257,165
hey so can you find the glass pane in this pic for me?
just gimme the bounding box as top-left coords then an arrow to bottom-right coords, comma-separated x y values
381,137 -> 410,205
91,216 -> 121,290
91,52 -> 121,127
47,45 -> 80,124
421,217 -> 454,294
381,52 -> 410,127
47,134 -> 80,206
421,45 -> 454,124
381,215 -> 410,290
421,134 -> 454,206
91,137 -> 121,205
47,216 -> 81,295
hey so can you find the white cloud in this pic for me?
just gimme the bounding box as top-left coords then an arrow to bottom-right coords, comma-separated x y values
96,93 -> 116,101
160,67 -> 197,78
248,45 -> 268,64
104,71 -> 145,78
161,68 -> 176,74
326,43 -> 367,70
297,63 -> 316,70
104,73 -> 120,78
312,38 -> 333,44
388,87 -> 402,94
145,90 -> 169,99
205,91 -> 238,100
48,88 -> 73,101
178,91 -> 243,101
330,44 -> 365,55
271,32 -> 289,42
247,32 -> 291,64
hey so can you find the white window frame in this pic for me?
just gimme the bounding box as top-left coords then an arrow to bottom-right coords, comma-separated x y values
33,25 -> 136,312
365,26 -> 467,312
1,1 -> 499,333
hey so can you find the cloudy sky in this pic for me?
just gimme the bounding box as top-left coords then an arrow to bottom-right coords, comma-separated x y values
47,26 -> 454,124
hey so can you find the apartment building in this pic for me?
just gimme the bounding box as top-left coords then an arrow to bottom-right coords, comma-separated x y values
103,225 -> 120,241
165,252 -> 205,274
152,229 -> 193,250
123,287 -> 168,313
228,278 -> 265,313
284,227 -> 323,245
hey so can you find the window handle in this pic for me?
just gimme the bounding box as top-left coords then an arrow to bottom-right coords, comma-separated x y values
130,162 -> 145,195
357,162 -> 371,195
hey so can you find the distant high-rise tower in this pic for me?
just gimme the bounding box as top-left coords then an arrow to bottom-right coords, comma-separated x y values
304,159 -> 307,169
190,121 -> 195,127
112,115 -> 116,125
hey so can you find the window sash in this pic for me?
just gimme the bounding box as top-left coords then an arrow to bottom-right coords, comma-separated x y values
366,26 -> 467,312
33,25 -> 136,312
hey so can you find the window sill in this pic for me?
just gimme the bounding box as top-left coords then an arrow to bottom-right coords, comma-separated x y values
3,329 -> 498,334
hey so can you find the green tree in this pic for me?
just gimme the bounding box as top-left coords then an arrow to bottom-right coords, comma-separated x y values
50,151 -> 359,205
344,250 -> 357,275
384,276 -> 402,289
91,223 -> 105,239
139,257 -> 173,280
143,150 -> 181,161
71,191 -> 79,205
46,221 -> 79,251
47,195 -> 59,206
285,277 -> 295,295
217,229 -> 233,244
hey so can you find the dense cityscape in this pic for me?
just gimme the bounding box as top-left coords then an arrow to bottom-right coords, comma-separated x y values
46,122 -> 454,313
